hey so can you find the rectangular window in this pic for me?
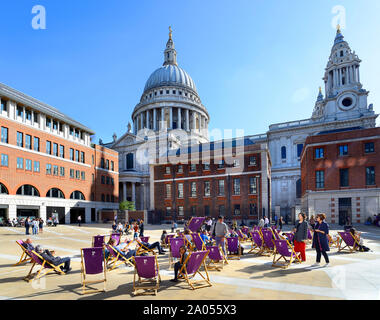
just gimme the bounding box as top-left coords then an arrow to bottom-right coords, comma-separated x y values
0,100 -> 7,112
340,168 -> 349,187
53,120 -> 58,130
249,177 -> 257,194
366,167 -> 375,186
191,182 -> 197,197
165,166 -> 171,174
25,135 -> 32,149
70,127 -> 74,136
106,159 -> 109,169
166,184 -> 171,199
316,170 -> 324,188
178,206 -> 184,216
76,170 -> 80,179
80,151 -> 85,163
70,148 -> 74,161
177,165 -> 183,173
315,148 -> 324,159
297,144 -> 304,158
33,112 -> 38,123
1,127 -> 8,143
75,150 -> 79,162
46,164 -> 52,175
106,176 -> 110,185
60,166 -> 65,177
33,161 -> 40,172
81,171 -> 85,180
233,178 -> 241,195
59,145 -> 64,158
25,110 -> 32,121
203,162 -> 210,170
33,137 -> 40,152
17,106 -> 23,118
219,205 -> 225,216
101,176 -> 105,184
53,143 -> 58,156
17,157 -> 24,169
17,132 -> 23,147
249,156 -> 257,166
191,206 -> 197,216
1,154 -> 8,167
111,177 -> 114,185
249,203 -> 257,216
217,160 -> 224,169
218,180 -> 225,196
204,205 -> 210,217
234,204 -> 241,216
365,142 -> 375,153
46,118 -> 51,128
178,183 -> 184,198
190,164 -> 196,172
53,165 -> 58,176
46,141 -> 51,154
111,161 -> 114,171
204,181 -> 211,197
101,158 -> 105,169
339,145 -> 348,156
70,169 -> 75,178
25,159 -> 32,171
166,207 -> 172,217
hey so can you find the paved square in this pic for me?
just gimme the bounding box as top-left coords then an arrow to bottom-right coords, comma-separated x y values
1,224 -> 380,300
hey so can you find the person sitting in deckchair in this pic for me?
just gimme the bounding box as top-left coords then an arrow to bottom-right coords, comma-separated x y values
137,237 -> 167,255
170,245 -> 188,283
109,238 -> 137,260
350,228 -> 371,252
200,230 -> 212,246
35,245 -> 71,274
160,230 -> 167,245
22,238 -> 35,251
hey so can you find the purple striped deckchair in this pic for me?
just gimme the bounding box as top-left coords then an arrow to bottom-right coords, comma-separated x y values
248,231 -> 266,255
272,239 -> 302,269
187,217 -> 206,233
133,255 -> 161,296
261,228 -> 276,254
92,235 -> 105,248
226,237 -> 241,260
178,250 -> 211,290
338,231 -> 360,253
81,247 -> 106,294
206,245 -> 228,271
169,238 -> 185,268
24,250 -> 65,282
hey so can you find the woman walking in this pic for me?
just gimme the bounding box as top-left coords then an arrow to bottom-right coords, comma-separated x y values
293,213 -> 308,262
25,217 -> 30,235
312,213 -> 330,267
39,218 -> 44,234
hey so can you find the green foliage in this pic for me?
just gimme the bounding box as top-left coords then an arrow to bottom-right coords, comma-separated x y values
119,201 -> 135,211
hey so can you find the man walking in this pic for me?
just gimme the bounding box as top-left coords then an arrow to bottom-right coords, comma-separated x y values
211,216 -> 229,256
78,215 -> 82,227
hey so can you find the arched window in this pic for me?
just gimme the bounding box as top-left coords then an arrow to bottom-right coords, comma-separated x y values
0,182 -> 9,194
281,146 -> 287,159
16,185 -> 40,197
126,153 -> 134,170
46,188 -> 65,199
70,191 -> 85,200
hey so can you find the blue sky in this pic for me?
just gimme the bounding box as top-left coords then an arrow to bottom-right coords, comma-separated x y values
0,0 -> 379,142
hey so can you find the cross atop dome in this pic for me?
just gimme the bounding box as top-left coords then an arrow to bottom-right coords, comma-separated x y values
164,26 -> 178,66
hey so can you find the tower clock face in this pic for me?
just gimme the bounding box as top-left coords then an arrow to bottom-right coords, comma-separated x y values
337,93 -> 357,111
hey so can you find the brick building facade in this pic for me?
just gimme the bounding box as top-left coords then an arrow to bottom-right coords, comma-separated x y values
301,127 -> 380,224
0,82 -> 119,224
150,137 -> 271,222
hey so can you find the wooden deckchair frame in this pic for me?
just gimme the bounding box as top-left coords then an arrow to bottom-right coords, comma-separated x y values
136,240 -> 157,256
14,241 -> 33,266
178,252 -> 212,290
236,229 -> 249,243
337,232 -> 361,253
132,255 -> 161,296
248,232 -> 266,255
169,239 -> 185,269
261,230 -> 276,255
106,245 -> 134,270
272,240 -> 302,269
191,233 -> 206,251
80,248 -> 107,295
206,245 -> 228,271
24,250 -> 65,282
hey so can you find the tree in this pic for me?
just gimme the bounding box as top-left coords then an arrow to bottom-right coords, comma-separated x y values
119,201 -> 135,211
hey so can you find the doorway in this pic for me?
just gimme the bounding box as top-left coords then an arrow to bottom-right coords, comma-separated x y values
70,208 -> 85,224
338,198 -> 352,226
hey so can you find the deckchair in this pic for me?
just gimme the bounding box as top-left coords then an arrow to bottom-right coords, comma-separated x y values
272,239 -> 302,269
92,235 -> 105,248
106,244 -> 134,271
80,247 -> 106,294
169,238 -> 185,268
270,227 -> 284,240
241,226 -> 250,236
261,228 -> 276,254
14,240 -> 33,266
338,232 -> 360,253
248,231 -> 266,255
136,240 -> 156,256
133,255 -> 161,296
192,233 -> 206,251
236,229 -> 249,242
109,233 -> 121,246
226,237 -> 241,260
284,232 -> 295,243
178,250 -> 212,290
140,236 -> 150,243
24,250 -> 65,282
162,234 -> 175,248
187,217 -> 206,233
206,245 -> 228,271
